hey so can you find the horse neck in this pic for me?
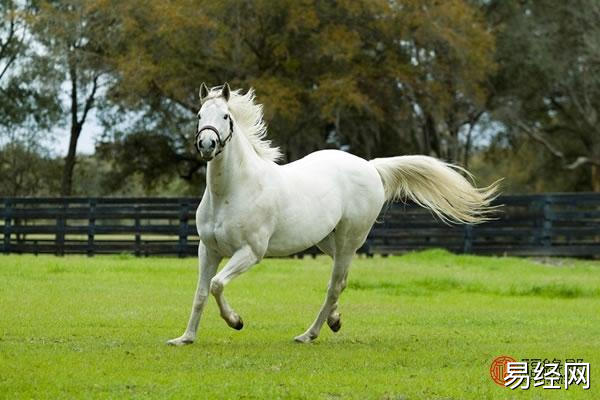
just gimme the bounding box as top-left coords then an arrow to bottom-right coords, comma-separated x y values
206,126 -> 263,197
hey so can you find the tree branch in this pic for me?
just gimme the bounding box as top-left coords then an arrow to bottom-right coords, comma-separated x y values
518,121 -> 565,158
0,5 -> 19,82
0,52 -> 17,82
0,3 -> 17,61
78,74 -> 100,126
518,121 -> 600,169
565,156 -> 600,170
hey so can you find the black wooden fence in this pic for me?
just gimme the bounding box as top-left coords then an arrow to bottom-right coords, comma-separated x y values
1,194 -> 599,257
0,198 -> 198,257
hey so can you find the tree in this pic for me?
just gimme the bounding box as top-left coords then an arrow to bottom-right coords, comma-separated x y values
0,1 -> 25,115
96,0 -> 495,192
1,1 -> 64,196
389,1 -> 495,163
29,0 -> 118,196
1,0 -> 58,133
486,0 -> 600,191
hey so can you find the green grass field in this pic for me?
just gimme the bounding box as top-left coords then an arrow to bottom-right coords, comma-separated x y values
1,250 -> 599,399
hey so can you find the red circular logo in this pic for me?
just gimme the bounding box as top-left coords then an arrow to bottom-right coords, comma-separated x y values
490,355 -> 517,387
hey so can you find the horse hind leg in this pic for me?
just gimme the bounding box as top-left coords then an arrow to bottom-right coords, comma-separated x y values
316,233 -> 345,332
296,209 -> 378,343
326,268 -> 348,333
294,250 -> 353,343
316,232 -> 335,257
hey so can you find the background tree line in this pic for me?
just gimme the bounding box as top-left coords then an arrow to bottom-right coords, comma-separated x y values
1,0 -> 599,196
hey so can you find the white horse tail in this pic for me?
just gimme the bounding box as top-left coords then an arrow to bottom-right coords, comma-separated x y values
370,155 -> 500,224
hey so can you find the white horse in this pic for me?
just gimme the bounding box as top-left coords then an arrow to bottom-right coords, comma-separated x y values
167,83 -> 497,345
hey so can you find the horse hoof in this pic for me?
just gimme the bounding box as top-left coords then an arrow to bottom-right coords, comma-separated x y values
328,318 -> 342,333
327,313 -> 342,332
166,336 -> 194,346
294,333 -> 316,343
227,315 -> 244,330
233,316 -> 244,330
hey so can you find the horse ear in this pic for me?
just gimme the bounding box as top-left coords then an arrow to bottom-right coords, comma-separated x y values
222,82 -> 230,102
199,82 -> 209,101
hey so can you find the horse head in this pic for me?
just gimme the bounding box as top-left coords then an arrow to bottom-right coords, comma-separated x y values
195,82 -> 233,161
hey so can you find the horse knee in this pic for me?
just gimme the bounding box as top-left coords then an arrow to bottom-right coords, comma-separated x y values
210,278 -> 223,296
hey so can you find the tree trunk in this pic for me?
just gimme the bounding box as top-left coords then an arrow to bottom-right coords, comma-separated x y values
61,61 -> 80,197
60,123 -> 82,196
463,126 -> 473,169
592,165 -> 600,192
423,113 -> 440,157
60,61 -> 98,196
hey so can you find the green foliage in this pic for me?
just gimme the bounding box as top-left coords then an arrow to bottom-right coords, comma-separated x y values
0,1 -> 61,133
101,0 -> 495,177
0,139 -> 61,196
485,0 -> 600,190
472,136 -> 592,193
1,251 -> 599,398
2,0 -> 600,194
27,0 -> 120,195
0,1 -> 31,128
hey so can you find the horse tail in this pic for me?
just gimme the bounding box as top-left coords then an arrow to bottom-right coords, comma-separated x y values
370,155 -> 500,224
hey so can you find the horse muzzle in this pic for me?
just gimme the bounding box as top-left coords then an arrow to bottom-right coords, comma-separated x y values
196,128 -> 219,161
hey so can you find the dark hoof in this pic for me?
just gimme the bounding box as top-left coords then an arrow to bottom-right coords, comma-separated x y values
327,315 -> 342,333
230,316 -> 244,330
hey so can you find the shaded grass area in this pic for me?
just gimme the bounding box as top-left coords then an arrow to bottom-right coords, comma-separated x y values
1,249 -> 599,399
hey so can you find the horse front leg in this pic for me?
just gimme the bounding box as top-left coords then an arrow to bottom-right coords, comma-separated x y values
210,245 -> 260,330
167,242 -> 221,346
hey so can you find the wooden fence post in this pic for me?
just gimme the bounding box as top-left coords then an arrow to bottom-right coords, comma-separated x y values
3,199 -> 12,254
87,199 -> 96,257
541,195 -> 553,249
178,200 -> 188,258
463,224 -> 473,254
56,200 -> 66,256
134,205 -> 141,257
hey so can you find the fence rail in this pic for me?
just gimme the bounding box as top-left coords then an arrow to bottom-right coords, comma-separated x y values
1,194 -> 599,257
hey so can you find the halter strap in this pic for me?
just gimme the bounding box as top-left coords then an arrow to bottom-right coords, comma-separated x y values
195,118 -> 234,156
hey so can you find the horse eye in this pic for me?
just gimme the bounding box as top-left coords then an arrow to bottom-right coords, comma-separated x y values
223,114 -> 229,120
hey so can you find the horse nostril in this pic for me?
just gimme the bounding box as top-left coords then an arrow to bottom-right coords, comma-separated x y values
210,139 -> 216,148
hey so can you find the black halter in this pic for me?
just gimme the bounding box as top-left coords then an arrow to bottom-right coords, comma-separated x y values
195,117 -> 234,156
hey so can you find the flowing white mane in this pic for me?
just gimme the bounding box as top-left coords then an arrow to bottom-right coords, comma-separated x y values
206,87 -> 282,162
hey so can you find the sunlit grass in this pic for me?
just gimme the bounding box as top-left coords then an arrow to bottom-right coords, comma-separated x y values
1,250 -> 599,399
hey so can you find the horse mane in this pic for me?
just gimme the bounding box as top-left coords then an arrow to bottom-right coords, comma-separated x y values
206,86 -> 282,162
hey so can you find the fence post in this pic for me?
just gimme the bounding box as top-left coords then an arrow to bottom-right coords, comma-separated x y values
178,200 -> 188,258
56,199 -> 66,256
134,205 -> 141,257
463,224 -> 473,254
541,195 -> 552,249
3,199 -> 12,254
87,199 -> 96,257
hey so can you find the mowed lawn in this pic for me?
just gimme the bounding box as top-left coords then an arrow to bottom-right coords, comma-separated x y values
1,250 -> 599,399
